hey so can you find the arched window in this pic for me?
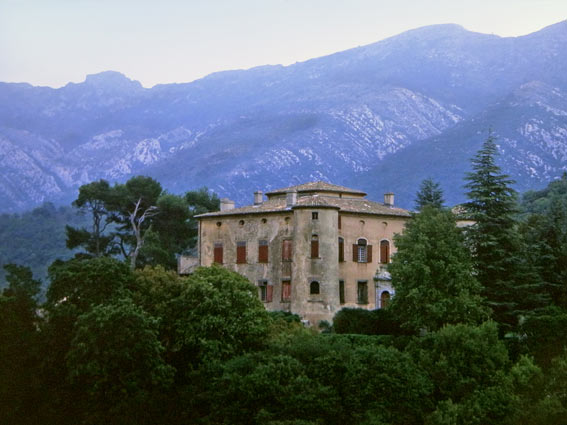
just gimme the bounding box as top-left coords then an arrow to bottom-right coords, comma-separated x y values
380,291 -> 391,309
380,240 -> 390,264
310,281 -> 320,295
338,237 -> 344,262
311,235 -> 319,258
353,238 -> 371,263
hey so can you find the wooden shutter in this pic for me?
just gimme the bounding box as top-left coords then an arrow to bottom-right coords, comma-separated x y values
213,243 -> 223,264
266,285 -> 273,302
338,238 -> 344,262
380,240 -> 390,264
282,240 -> 292,261
258,240 -> 269,263
352,244 -> 358,262
339,280 -> 345,304
236,242 -> 246,264
282,280 -> 291,301
367,245 -> 372,263
311,239 -> 319,258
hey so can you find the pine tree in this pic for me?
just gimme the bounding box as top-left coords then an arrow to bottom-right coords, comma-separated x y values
415,178 -> 445,211
464,134 -> 544,331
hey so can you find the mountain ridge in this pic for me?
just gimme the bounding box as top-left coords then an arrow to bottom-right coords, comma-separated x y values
1,21 -> 566,212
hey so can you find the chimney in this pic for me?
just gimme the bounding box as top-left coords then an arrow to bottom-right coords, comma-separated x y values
220,198 -> 235,211
286,189 -> 297,207
254,190 -> 263,205
384,192 -> 394,207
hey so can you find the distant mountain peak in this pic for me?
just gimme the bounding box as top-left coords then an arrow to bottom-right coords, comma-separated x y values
83,71 -> 143,90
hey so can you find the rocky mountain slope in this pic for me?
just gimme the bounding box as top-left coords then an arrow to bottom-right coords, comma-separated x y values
1,21 -> 566,211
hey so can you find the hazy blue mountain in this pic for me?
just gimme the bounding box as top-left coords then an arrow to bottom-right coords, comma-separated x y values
1,21 -> 566,211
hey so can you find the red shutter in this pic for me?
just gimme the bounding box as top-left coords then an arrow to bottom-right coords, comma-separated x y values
380,240 -> 389,264
266,285 -> 273,302
258,243 -> 269,263
338,239 -> 344,262
367,245 -> 372,263
352,244 -> 358,262
236,244 -> 246,264
282,240 -> 292,261
311,240 -> 319,258
282,280 -> 291,301
214,244 -> 223,264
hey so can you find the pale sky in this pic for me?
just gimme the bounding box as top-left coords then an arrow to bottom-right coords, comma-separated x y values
1,0 -> 566,88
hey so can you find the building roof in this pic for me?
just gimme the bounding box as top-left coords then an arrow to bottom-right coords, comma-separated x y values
196,193 -> 410,219
265,181 -> 367,197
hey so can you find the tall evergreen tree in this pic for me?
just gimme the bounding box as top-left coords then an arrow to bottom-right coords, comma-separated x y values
464,134 -> 544,331
415,178 -> 445,211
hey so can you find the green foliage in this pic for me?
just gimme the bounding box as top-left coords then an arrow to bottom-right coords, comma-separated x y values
389,206 -> 489,332
46,256 -> 133,316
0,202 -> 87,286
411,322 -> 519,424
519,306 -> 567,367
0,265 -> 42,424
464,134 -> 544,330
184,187 -> 220,253
66,298 -> 175,424
519,198 -> 567,309
174,265 -> 270,364
65,179 -> 116,257
333,307 -> 405,336
521,172 -> 567,215
139,193 -> 192,269
415,178 -> 445,211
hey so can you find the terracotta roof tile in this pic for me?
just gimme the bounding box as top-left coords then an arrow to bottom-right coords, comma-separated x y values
196,194 -> 409,218
265,181 -> 366,197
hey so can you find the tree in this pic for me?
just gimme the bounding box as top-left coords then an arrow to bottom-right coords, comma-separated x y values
464,134 -> 544,330
415,178 -> 445,211
0,265 -> 42,424
66,298 -> 174,424
389,206 -> 489,332
140,193 -> 192,269
174,265 -> 270,365
109,176 -> 162,270
66,179 -> 115,257
184,187 -> 220,252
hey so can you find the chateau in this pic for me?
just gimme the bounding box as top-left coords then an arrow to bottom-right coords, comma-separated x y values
182,182 -> 411,325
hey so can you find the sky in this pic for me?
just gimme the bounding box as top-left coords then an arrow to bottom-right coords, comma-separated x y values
1,0 -> 566,88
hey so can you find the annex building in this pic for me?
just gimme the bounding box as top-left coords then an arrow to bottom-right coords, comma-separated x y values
184,182 -> 411,325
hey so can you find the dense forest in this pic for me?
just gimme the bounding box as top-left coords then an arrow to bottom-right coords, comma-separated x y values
1,136 -> 567,424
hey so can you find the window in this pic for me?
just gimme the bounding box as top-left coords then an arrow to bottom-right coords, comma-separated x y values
311,235 -> 319,258
380,291 -> 391,309
338,214 -> 342,229
310,281 -> 320,295
380,240 -> 390,264
258,280 -> 273,302
338,237 -> 344,262
339,280 -> 345,304
236,241 -> 246,264
213,242 -> 223,264
282,239 -> 292,261
312,211 -> 319,220
258,240 -> 269,263
282,280 -> 291,301
353,238 -> 372,263
357,281 -> 368,304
